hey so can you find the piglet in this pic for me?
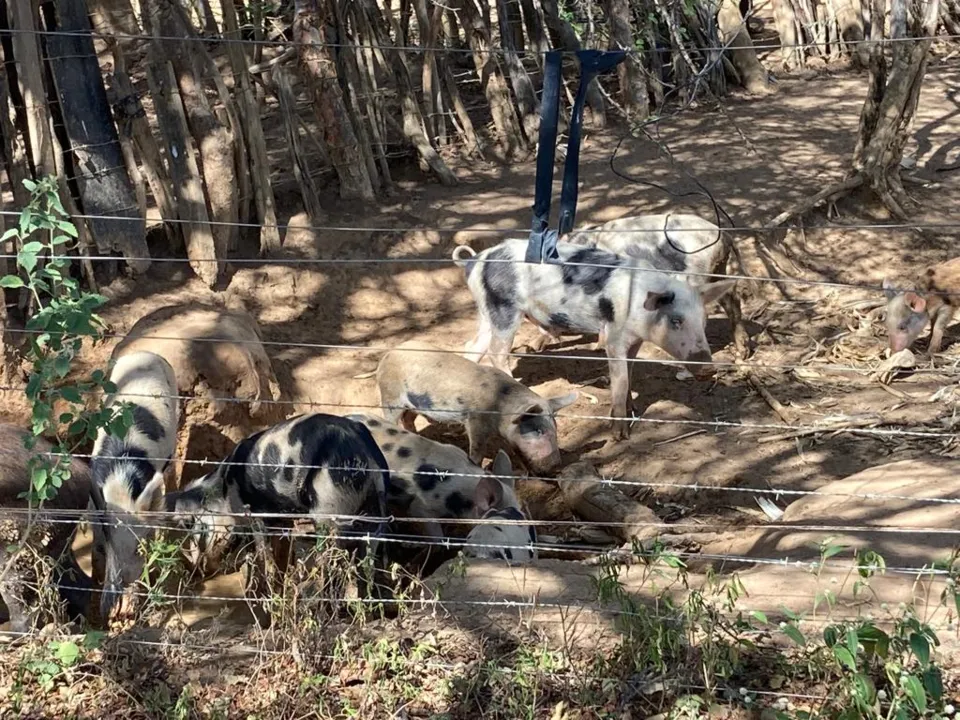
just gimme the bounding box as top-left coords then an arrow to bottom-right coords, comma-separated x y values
883,256 -> 960,354
376,340 -> 577,474
347,412 -> 536,563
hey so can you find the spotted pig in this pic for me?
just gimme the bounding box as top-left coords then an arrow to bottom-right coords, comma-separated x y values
882,256 -> 960,354
452,239 -> 735,439
346,413 -> 536,563
90,350 -> 179,621
375,340 -> 577,474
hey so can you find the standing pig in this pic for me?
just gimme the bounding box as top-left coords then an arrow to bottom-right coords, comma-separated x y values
452,239 -> 735,439
346,413 -> 537,563
0,425 -> 94,631
90,350 -> 179,621
165,413 -> 390,590
375,340 -> 577,473
882,257 -> 960,354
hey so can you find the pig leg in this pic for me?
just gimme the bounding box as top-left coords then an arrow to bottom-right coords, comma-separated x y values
719,291 -> 750,359
927,306 -> 954,355
464,315 -> 493,364
606,335 -> 639,440
465,414 -> 493,465
381,391 -> 408,425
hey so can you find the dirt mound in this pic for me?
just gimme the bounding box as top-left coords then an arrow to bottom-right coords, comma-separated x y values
113,302 -> 285,488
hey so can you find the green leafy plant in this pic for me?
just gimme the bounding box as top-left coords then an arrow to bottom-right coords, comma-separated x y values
0,176 -> 126,505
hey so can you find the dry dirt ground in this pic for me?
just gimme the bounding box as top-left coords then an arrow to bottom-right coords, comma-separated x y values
4,50 -> 960,718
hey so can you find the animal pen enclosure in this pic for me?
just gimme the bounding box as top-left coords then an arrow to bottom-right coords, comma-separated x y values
0,0 -> 960,717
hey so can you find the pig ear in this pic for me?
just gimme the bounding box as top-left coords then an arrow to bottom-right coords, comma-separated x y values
546,391 -> 578,413
904,291 -> 927,313
700,279 -> 737,306
490,450 -> 514,487
512,403 -> 544,423
473,475 -> 503,513
135,472 -> 166,515
881,277 -> 900,299
643,290 -> 675,311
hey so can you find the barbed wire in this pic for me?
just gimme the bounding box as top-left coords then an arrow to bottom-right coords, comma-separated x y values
4,25 -> 960,55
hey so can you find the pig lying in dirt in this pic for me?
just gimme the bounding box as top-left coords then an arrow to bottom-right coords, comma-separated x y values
165,413 -> 390,593
376,340 -> 577,473
90,350 -> 180,621
347,413 -> 537,563
452,239 -> 735,438
0,425 -> 94,631
112,301 -> 283,489
882,257 -> 960,354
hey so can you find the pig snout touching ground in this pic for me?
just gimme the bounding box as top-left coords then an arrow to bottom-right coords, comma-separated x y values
465,506 -> 538,564
90,350 -> 180,623
0,425 -> 94,631
882,257 -> 960,355
375,340 -> 577,474
167,413 -> 390,599
453,239 -> 735,439
346,413 -> 536,564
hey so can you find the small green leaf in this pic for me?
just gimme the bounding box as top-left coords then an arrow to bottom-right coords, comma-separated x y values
782,624 -> 806,646
845,627 -> 859,657
901,675 -> 926,714
21,241 -> 43,254
60,386 -> 82,403
833,645 -> 856,671
0,274 -> 24,288
22,179 -> 37,192
921,665 -> 943,701
56,220 -> 78,238
1,227 -> 18,242
822,544 -> 846,560
82,630 -> 105,651
52,640 -> 80,667
823,625 -> 839,647
851,673 -> 875,705
749,610 -> 768,625
18,251 -> 38,274
909,632 -> 930,666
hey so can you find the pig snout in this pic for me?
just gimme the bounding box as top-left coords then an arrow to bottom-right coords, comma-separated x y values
686,349 -> 714,379
519,437 -> 562,473
889,333 -> 909,353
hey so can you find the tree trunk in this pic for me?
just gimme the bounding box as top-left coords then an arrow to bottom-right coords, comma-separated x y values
145,0 -> 240,258
293,0 -> 374,200
143,50 -> 221,285
457,0 -> 527,158
272,66 -> 326,223
108,46 -> 180,251
45,0 -> 150,274
8,0 -> 56,178
541,0 -> 607,126
0,53 -> 32,210
716,0 -> 772,93
360,0 -> 458,184
413,0 -> 441,143
519,0 -> 550,63
771,0 -> 802,68
853,0 -> 940,217
503,0 -> 525,50
220,0 -> 281,255
603,0 -> 649,119
351,4 -> 394,186
496,0 -> 540,139
193,0 -> 219,36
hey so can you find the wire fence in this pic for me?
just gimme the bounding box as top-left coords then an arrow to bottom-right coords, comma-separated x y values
1,7 -> 960,714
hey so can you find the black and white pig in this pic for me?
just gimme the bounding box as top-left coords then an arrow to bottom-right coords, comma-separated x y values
452,239 -> 736,439
376,340 -> 577,474
0,425 -> 94,631
164,413 -> 390,588
89,350 -> 179,621
562,212 -> 746,372
346,413 -> 537,564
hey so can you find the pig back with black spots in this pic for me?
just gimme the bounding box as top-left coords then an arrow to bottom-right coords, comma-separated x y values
375,340 -> 576,474
0,424 -> 94,630
90,349 -> 180,621
209,413 -> 390,534
346,412 -> 533,535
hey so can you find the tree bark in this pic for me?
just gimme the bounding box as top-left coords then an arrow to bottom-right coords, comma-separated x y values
8,0 -> 56,178
45,0 -> 150,273
0,53 -> 32,210
457,0 -> 527,158
220,0 -> 281,255
413,0 -> 442,143
519,0 -> 550,63
603,0 -> 649,120
273,65 -> 326,223
293,0 -> 374,200
541,0 -> 607,126
716,0 -> 772,93
496,0 -> 540,139
145,0 -> 240,258
771,0 -> 802,68
144,51 -> 221,285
